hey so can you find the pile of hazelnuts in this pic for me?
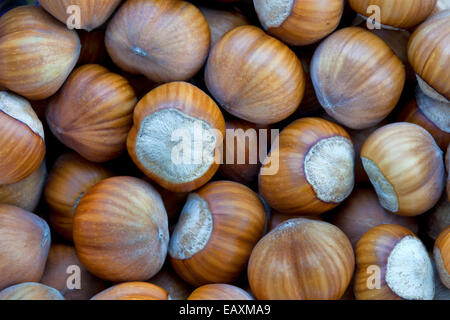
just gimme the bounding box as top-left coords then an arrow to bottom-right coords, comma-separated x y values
0,0 -> 448,301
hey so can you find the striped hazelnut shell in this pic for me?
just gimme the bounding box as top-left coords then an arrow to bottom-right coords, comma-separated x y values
46,64 -> 137,163
91,282 -> 169,300
434,226 -> 450,289
0,283 -> 64,300
188,284 -> 253,300
169,181 -> 266,287
73,176 -> 169,282
311,27 -> 405,130
248,219 -> 355,300
205,25 -> 305,125
0,6 -> 80,100
259,117 -> 355,215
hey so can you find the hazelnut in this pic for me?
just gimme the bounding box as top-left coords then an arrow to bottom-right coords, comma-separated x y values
434,227 -> 450,289
248,219 -> 355,300
259,117 -> 355,215
91,282 -> 169,300
0,283 -> 64,300
0,6 -> 80,100
188,284 -> 253,300
169,181 -> 266,286
205,25 -> 305,125
354,224 -> 434,300
73,176 -> 169,282
46,64 -> 137,162
361,123 -> 445,216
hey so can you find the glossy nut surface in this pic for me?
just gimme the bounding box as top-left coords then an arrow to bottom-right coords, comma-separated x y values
188,284 -> 253,300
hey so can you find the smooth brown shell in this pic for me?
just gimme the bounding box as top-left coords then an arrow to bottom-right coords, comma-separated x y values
0,205 -> 50,290
91,282 -> 169,300
434,227 -> 450,288
188,284 -> 253,300
73,176 -> 169,282
311,27 -> 405,130
105,0 -> 210,83
248,219 -> 355,300
0,6 -> 80,100
205,25 -> 305,125
0,283 -> 64,300
46,64 -> 137,162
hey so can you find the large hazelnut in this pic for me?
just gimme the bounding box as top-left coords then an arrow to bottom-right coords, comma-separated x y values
188,284 -> 253,300
73,176 -> 169,282
259,117 -> 355,215
127,82 -> 225,193
91,282 -> 169,300
361,123 -> 445,216
105,0 -> 210,83
169,181 -> 266,286
0,283 -> 64,300
46,64 -> 137,163
205,25 -> 305,125
0,6 -> 80,100
311,27 -> 405,129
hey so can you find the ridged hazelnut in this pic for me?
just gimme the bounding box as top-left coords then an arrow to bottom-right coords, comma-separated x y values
46,64 -> 137,162
169,181 -> 266,286
188,284 -> 253,300
248,219 -> 355,300
361,123 -> 445,216
0,6 -> 80,100
105,0 -> 210,83
311,27 -> 405,129
434,227 -> 450,289
45,153 -> 114,241
205,25 -> 305,125
254,0 -> 344,46
0,205 -> 50,290
127,82 -> 225,193
73,176 -> 169,282
354,224 -> 434,300
219,119 -> 271,185
149,266 -> 193,300
408,10 -> 450,103
0,91 -> 45,184
40,244 -> 106,300
0,162 -> 46,212
199,7 -> 250,48
348,0 -> 437,29
39,0 -> 122,31
329,188 -> 419,248
91,282 -> 169,300
0,283 -> 64,300
259,117 -> 355,215
398,87 -> 449,151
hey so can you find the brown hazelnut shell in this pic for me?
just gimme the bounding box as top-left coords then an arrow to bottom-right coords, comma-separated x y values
188,284 -> 253,300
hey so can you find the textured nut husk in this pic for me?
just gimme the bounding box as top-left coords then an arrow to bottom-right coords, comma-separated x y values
434,227 -> 450,288
248,219 -> 355,300
73,176 -> 169,282
45,153 -> 114,241
259,117 -> 354,215
0,205 -> 50,290
254,0 -> 344,46
127,82 -> 225,193
188,284 -> 253,300
361,123 -> 445,216
149,266 -> 193,300
0,161 -> 46,212
0,92 -> 46,184
398,89 -> 450,151
219,119 -> 270,185
0,6 -> 80,100
39,0 -> 122,31
205,25 -> 305,125
354,224 -> 434,300
40,244 -> 106,300
0,283 -> 64,300
46,64 -> 137,163
199,7 -> 250,48
408,10 -> 450,101
311,27 -> 405,130
91,282 -> 169,300
169,181 -> 266,286
105,0 -> 210,83
349,0 -> 437,28
330,188 -> 419,248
